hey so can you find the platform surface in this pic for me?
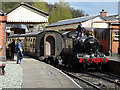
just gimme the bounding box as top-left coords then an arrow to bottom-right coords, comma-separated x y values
21,56 -> 81,88
107,56 -> 120,62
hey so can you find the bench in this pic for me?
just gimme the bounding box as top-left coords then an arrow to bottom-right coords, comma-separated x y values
0,64 -> 5,75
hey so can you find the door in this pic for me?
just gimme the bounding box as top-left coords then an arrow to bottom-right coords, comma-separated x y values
45,41 -> 51,56
45,36 -> 55,56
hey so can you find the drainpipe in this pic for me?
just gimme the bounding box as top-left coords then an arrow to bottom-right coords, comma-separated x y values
109,23 -> 112,56
118,17 -> 120,56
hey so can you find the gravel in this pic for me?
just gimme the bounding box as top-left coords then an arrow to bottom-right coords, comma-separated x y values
0,61 -> 23,89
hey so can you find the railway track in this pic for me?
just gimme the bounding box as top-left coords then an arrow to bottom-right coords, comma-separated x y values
62,70 -> 101,90
57,65 -> 120,89
84,71 -> 120,86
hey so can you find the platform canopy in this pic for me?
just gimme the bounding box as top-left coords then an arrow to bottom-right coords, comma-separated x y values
6,3 -> 49,24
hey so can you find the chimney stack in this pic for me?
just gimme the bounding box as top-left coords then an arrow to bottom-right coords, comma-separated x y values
100,9 -> 107,17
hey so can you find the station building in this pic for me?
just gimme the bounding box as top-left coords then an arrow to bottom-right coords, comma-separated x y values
96,13 -> 120,56
46,9 -> 120,56
6,3 -> 49,35
5,3 -> 49,44
0,2 -> 49,61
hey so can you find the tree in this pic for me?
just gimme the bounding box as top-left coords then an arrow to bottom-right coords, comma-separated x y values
2,2 -> 20,13
32,0 -> 48,13
70,8 -> 85,18
2,2 -> 33,13
49,0 -> 72,24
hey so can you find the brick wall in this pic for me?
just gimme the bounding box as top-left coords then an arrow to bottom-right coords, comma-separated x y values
110,25 -> 120,54
97,24 -> 120,55
0,15 -> 6,61
98,30 -> 110,54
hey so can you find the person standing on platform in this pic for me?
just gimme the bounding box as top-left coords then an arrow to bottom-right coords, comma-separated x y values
76,22 -> 83,38
16,39 -> 23,64
8,39 -> 15,60
10,39 -> 15,60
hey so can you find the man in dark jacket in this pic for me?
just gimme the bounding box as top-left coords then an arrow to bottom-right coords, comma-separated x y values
76,22 -> 83,38
8,40 -> 15,60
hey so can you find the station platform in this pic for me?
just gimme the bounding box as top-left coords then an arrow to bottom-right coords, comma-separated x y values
107,56 -> 120,62
105,56 -> 120,76
21,56 -> 81,88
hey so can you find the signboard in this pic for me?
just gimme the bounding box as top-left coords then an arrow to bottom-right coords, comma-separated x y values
113,30 -> 120,41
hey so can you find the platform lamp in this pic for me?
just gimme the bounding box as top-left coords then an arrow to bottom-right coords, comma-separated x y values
0,1 -> 7,62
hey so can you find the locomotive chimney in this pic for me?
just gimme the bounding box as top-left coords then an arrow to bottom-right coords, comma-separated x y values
100,9 -> 107,17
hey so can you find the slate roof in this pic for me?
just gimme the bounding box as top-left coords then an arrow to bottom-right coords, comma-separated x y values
103,14 -> 120,24
47,15 -> 101,27
104,15 -> 118,21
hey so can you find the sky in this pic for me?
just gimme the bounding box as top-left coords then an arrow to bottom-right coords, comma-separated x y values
69,2 -> 118,16
1,0 -> 120,16
46,0 -> 119,16
45,0 -> 119,16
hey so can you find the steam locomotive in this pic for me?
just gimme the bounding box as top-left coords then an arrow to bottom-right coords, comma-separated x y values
61,31 -> 108,70
6,30 -> 108,70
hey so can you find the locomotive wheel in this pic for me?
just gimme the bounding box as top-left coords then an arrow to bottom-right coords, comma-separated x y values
98,66 -> 102,71
63,60 -> 67,67
98,64 -> 104,71
71,62 -> 79,70
46,59 -> 52,65
53,59 -> 58,67
48,60 -> 51,64
81,64 -> 87,71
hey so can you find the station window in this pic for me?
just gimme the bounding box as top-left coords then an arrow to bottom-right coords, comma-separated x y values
102,32 -> 107,40
95,32 -> 100,40
113,30 -> 119,41
33,39 -> 35,48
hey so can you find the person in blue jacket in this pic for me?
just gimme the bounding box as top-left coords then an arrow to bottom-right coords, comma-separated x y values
16,39 -> 23,64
